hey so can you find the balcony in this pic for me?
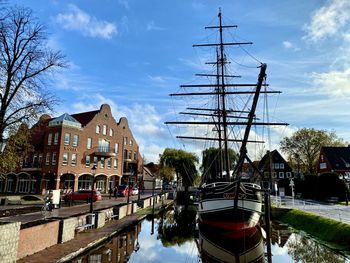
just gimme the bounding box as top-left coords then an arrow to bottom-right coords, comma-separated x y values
21,162 -> 42,171
93,146 -> 117,157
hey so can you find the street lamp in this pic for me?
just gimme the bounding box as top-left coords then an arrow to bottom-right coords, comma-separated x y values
90,164 -> 97,213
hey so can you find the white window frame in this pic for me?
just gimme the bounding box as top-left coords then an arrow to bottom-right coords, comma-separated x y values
85,155 -> 90,167
272,172 -> 277,178
114,159 -> 118,169
48,133 -> 52,146
71,153 -> 77,166
63,153 -> 68,165
286,172 -> 292,178
280,163 -> 285,169
96,125 -> 100,134
100,157 -> 105,168
73,134 -> 79,147
64,133 -> 70,145
107,158 -> 111,168
109,128 -> 113,136
115,143 -> 118,153
103,125 -> 107,135
54,132 -> 59,145
279,172 -> 284,178
87,138 -> 92,149
52,152 -> 57,165
274,163 -> 280,169
45,153 -> 50,165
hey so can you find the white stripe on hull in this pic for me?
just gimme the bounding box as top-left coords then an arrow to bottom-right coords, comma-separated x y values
198,198 -> 262,214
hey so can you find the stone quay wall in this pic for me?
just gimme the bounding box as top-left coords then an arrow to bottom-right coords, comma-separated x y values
59,217 -> 77,243
0,221 -> 21,263
17,220 -> 60,260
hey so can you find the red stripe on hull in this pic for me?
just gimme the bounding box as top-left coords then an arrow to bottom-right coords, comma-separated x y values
199,218 -> 259,234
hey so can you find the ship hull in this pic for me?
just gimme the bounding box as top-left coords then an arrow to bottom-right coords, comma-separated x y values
198,181 -> 262,231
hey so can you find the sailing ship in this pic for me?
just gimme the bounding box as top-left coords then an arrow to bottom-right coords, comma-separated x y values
165,10 -> 287,231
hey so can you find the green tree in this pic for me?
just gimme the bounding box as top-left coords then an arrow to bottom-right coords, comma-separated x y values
0,6 -> 65,144
280,128 -> 345,174
159,148 -> 199,188
200,147 -> 238,181
0,123 -> 33,173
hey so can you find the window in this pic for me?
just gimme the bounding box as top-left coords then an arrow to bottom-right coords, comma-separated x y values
100,157 -> 105,168
52,152 -> 57,165
64,133 -> 70,145
109,128 -> 113,136
54,132 -> 59,145
93,156 -> 98,166
133,152 -> 137,160
280,163 -> 285,169
114,159 -> 118,169
33,154 -> 37,163
129,139 -> 133,146
115,143 -> 119,153
73,134 -> 79,147
85,156 -> 90,167
274,163 -> 280,169
38,154 -> 43,165
71,153 -> 77,166
124,149 -> 128,159
87,138 -> 92,149
272,172 -> 277,178
128,151 -> 132,160
107,158 -> 111,168
279,172 -> 284,178
63,153 -> 68,165
124,137 -> 128,145
45,153 -> 50,165
47,133 -> 52,145
264,172 -> 269,177
286,172 -> 292,178
96,125 -> 100,134
103,125 -> 107,135
320,163 -> 327,169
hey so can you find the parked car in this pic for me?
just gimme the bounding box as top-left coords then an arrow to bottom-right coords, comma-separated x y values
117,185 -> 132,197
132,187 -> 139,196
63,190 -> 102,202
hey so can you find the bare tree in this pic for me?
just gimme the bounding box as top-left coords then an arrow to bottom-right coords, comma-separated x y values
0,7 -> 65,143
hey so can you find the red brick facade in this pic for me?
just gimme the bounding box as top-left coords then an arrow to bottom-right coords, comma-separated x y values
0,104 -> 142,194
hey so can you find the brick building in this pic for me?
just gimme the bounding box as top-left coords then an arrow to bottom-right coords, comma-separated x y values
0,104 -> 142,194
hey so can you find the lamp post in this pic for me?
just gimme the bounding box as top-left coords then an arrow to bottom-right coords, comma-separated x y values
90,164 -> 97,213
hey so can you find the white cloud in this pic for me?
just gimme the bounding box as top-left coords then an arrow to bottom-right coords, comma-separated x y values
304,0 -> 350,42
56,4 -> 117,39
310,67 -> 350,98
147,21 -> 166,31
147,75 -> 165,83
282,41 -> 300,51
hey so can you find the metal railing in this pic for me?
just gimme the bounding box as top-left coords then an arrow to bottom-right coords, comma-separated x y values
272,196 -> 350,225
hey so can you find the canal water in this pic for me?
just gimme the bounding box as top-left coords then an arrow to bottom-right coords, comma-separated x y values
73,206 -> 350,263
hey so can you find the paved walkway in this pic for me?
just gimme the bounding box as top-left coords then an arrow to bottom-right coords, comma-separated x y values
273,196 -> 350,225
0,194 -> 152,223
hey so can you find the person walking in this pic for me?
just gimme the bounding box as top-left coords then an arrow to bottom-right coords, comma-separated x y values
113,186 -> 118,199
108,188 -> 113,199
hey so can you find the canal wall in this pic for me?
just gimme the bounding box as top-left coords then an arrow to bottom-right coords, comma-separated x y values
8,193 -> 171,263
0,221 -> 21,262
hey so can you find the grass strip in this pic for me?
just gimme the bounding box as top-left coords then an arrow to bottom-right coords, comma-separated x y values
277,209 -> 350,250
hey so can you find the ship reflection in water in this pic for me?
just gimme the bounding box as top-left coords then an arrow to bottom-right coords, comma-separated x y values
73,206 -> 349,263
197,223 -> 264,263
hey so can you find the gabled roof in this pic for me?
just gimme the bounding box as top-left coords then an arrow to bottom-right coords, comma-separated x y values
322,147 -> 350,170
71,110 -> 99,127
258,149 -> 292,171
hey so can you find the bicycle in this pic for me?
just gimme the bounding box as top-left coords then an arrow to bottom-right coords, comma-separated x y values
41,197 -> 53,219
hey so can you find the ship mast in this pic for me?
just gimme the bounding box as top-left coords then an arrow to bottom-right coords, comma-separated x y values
165,10 -> 288,183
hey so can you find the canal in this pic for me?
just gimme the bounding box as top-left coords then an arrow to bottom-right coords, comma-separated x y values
73,205 -> 350,263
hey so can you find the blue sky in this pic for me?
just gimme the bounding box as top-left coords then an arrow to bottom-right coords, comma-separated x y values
8,0 -> 350,162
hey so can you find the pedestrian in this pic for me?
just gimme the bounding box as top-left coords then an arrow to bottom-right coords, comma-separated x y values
114,186 -> 118,199
108,188 -> 113,199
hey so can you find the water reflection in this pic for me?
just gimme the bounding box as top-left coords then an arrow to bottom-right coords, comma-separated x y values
74,223 -> 141,263
197,223 -> 264,263
73,206 -> 350,263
